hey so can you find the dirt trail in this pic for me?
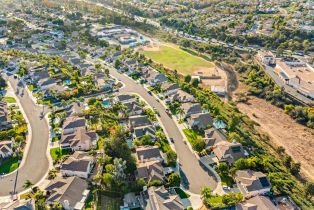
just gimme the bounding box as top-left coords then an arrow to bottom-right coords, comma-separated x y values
237,97 -> 314,181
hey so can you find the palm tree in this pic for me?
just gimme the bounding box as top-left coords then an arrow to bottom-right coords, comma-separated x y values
177,107 -> 185,120
23,180 -> 33,189
48,169 -> 57,180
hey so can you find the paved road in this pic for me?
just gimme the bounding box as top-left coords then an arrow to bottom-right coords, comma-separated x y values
107,66 -> 218,194
0,75 -> 49,197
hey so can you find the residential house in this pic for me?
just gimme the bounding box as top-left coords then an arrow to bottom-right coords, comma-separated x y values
133,125 -> 156,142
129,115 -> 152,130
161,82 -> 180,97
181,103 -> 202,118
5,61 -> 18,72
28,70 -> 50,83
45,176 -> 89,210
61,127 -> 98,151
115,94 -> 137,104
95,73 -> 112,92
37,77 -> 58,90
234,169 -> 271,198
145,186 -> 184,210
203,128 -> 227,149
80,64 -> 95,77
27,69 -> 59,91
236,195 -> 277,210
136,160 -> 164,183
0,100 -> 11,131
0,140 -> 13,159
212,141 -> 246,165
136,146 -> 164,163
187,113 -> 213,130
169,90 -> 195,103
64,102 -> 85,117
60,151 -> 95,179
145,71 -> 167,86
123,58 -> 138,73
124,101 -> 143,116
62,117 -> 86,135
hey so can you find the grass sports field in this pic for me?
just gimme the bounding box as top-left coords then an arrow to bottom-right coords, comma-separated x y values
140,44 -> 214,75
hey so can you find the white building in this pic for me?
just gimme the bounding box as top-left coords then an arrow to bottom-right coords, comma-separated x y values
275,58 -> 314,99
257,50 -> 275,65
60,151 -> 95,179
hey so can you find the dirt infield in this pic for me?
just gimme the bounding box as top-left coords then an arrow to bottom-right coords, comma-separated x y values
237,96 -> 314,181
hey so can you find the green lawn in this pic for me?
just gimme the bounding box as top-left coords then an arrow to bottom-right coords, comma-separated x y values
4,96 -> 16,103
0,156 -> 19,174
219,173 -> 235,187
207,196 -> 227,208
141,44 -> 214,75
50,148 -> 72,163
174,188 -> 190,199
98,194 -> 122,210
183,129 -> 205,152
84,193 -> 94,210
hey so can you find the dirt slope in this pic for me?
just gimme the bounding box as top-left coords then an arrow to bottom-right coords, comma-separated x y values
237,97 -> 314,181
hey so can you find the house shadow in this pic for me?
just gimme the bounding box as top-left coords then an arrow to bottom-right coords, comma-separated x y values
179,167 -> 190,190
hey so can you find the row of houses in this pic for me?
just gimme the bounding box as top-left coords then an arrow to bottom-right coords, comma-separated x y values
43,108 -> 99,210
0,99 -> 14,162
0,100 -> 12,131
117,56 -> 294,209
114,93 -> 184,209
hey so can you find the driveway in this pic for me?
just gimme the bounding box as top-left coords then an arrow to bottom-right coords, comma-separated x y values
0,75 -> 49,197
108,67 -> 218,194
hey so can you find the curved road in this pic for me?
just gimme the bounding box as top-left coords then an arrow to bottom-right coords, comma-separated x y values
0,66 -> 218,195
0,75 -> 49,197
108,66 -> 218,194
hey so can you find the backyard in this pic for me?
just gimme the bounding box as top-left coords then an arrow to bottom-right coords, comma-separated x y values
98,192 -> 122,210
140,44 -> 214,75
50,147 -> 72,163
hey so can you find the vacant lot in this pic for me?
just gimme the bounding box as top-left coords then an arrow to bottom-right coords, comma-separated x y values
237,97 -> 314,181
140,44 -> 214,75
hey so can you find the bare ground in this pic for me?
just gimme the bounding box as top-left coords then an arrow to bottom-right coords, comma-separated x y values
237,97 -> 314,181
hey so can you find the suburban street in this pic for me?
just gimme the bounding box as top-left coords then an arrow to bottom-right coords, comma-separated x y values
107,66 -> 219,194
0,74 -> 49,197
